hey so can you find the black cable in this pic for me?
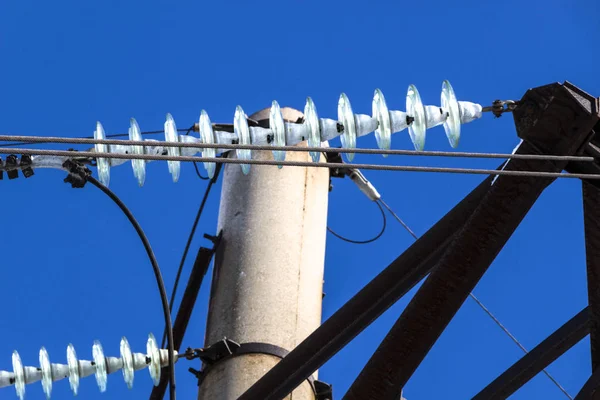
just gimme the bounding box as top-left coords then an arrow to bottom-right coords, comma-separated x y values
193,162 -> 210,180
86,176 -> 176,400
160,161 -> 222,348
183,125 -> 209,181
327,201 -> 386,244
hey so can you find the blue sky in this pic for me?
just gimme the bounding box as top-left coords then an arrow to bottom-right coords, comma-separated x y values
0,0 -> 598,399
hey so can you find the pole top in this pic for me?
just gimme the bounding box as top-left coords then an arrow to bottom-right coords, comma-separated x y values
249,107 -> 304,124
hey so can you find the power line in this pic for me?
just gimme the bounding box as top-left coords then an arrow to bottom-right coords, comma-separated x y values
86,176 -> 177,400
379,198 -> 572,399
161,162 -> 222,348
0,133 -> 597,163
2,147 -> 600,180
327,201 -> 387,244
0,129 -> 189,148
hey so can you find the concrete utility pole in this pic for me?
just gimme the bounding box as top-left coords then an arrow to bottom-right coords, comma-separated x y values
198,107 -> 330,400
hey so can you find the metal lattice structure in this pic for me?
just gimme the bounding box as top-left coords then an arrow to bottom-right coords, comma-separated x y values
221,81 -> 600,400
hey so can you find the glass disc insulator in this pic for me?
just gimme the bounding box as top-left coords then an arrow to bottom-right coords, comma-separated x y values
304,97 -> 321,163
441,80 -> 461,148
39,347 -> 53,399
129,118 -> 146,186
12,351 -> 26,400
406,84 -> 427,151
146,333 -> 161,386
372,89 -> 392,155
269,100 -> 286,168
234,106 -> 252,175
164,113 -> 181,182
337,93 -> 357,162
94,121 -> 110,186
66,344 -> 80,395
120,337 -> 134,389
92,341 -> 108,393
199,110 -> 216,179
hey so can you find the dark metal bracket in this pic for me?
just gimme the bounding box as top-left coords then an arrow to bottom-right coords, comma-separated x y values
19,154 -> 34,178
325,150 -> 347,180
203,231 -> 223,249
188,338 -> 332,399
5,155 -> 19,179
482,99 -> 519,118
62,159 -> 92,188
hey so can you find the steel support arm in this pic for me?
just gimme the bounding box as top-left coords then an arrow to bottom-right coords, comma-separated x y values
584,181 -> 600,371
236,166 -> 499,400
474,308 -> 590,400
150,246 -> 217,400
575,365 -> 600,400
239,81 -> 599,400
342,81 -> 599,400
343,141 -> 563,400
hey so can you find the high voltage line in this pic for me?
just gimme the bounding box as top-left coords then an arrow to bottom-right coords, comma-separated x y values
0,133 -> 598,163
1,147 -> 599,180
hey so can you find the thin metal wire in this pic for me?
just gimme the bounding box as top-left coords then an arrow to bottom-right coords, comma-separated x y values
0,133 -> 597,163
467,292 -> 573,399
0,129 -> 189,148
380,198 -> 573,399
328,201 -> 387,244
378,199 -> 418,240
2,147 -> 600,180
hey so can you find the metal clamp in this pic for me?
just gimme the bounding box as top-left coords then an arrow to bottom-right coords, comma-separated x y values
483,99 -> 519,118
5,155 -> 19,180
19,154 -> 34,178
62,159 -> 91,188
188,338 -> 332,399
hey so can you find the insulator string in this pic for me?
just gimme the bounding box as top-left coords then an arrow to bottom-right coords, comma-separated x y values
0,147 -> 599,180
0,80 -> 493,185
0,333 -> 178,400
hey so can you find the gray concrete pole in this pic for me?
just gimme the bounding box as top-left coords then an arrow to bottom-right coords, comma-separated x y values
198,107 -> 329,400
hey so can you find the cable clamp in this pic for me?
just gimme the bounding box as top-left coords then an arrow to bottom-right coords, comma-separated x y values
62,159 -> 92,188
5,155 -> 19,179
19,154 -> 34,178
188,338 -> 333,399
483,100 -> 519,118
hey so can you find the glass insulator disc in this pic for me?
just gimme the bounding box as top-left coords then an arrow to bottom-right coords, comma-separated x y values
304,97 -> 321,163
441,80 -> 461,148
269,100 -> 286,168
337,93 -> 357,162
234,106 -> 252,175
406,84 -> 427,151
129,118 -> 146,186
372,89 -> 392,155
199,110 -> 216,179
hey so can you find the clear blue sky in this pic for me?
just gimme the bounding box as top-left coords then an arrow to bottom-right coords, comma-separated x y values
0,1 -> 598,399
